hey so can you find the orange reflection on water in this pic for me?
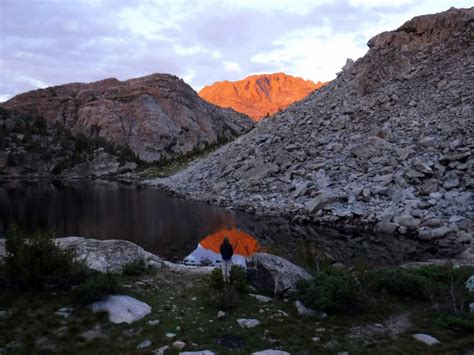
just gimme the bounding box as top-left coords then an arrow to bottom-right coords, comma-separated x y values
200,227 -> 263,257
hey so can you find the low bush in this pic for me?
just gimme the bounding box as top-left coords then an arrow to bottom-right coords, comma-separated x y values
206,265 -> 249,309
369,265 -> 474,313
72,273 -> 121,305
209,267 -> 225,291
4,226 -> 86,290
297,267 -> 362,312
433,313 -> 474,332
369,268 -> 428,299
229,265 -> 248,295
122,259 -> 148,276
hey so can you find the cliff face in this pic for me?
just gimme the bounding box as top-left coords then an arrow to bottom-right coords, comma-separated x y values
199,73 -> 325,120
153,7 -> 474,250
1,74 -> 254,162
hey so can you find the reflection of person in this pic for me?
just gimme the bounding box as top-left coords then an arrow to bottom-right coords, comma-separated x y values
220,236 -> 234,279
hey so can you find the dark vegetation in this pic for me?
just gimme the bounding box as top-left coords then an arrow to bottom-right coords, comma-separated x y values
2,226 -> 87,290
0,108 -> 139,175
0,228 -> 473,353
121,259 -> 148,276
206,266 -> 249,310
1,226 -> 121,305
296,263 -> 474,333
137,135 -> 234,178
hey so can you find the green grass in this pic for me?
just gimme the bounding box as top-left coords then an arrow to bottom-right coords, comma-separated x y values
1,267 -> 474,354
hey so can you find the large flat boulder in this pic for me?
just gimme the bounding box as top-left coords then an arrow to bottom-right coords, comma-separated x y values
247,253 -> 312,295
56,237 -> 162,273
91,295 -> 151,324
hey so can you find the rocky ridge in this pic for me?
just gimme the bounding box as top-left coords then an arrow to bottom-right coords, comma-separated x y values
1,74 -> 253,162
0,108 -> 139,178
199,73 -> 325,120
147,8 -> 474,251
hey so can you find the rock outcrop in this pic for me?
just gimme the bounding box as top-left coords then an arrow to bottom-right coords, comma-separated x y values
148,8 -> 474,250
0,108 -> 140,178
247,253 -> 313,295
55,237 -> 163,273
199,73 -> 325,121
1,74 -> 253,162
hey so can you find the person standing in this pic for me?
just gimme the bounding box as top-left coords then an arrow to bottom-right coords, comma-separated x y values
220,236 -> 234,279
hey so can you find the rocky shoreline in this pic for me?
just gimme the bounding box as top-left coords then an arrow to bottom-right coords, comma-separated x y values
142,8 -> 473,256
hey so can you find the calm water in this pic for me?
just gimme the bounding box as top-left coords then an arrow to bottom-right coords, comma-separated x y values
0,180 -> 440,266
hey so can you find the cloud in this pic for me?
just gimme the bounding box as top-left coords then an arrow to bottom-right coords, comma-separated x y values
0,0 -> 472,102
223,61 -> 242,73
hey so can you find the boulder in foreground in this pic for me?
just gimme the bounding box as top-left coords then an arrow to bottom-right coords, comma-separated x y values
247,253 -> 313,295
91,295 -> 151,324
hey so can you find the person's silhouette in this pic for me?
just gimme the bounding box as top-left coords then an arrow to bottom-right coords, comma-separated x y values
220,236 -> 234,279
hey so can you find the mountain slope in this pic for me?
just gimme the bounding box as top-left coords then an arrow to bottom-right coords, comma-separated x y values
1,74 -> 254,162
199,73 -> 325,120
150,7 -> 474,251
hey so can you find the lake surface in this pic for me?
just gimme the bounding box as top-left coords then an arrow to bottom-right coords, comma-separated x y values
0,180 -> 440,266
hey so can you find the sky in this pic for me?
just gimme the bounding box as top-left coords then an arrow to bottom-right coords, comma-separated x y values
0,0 -> 471,102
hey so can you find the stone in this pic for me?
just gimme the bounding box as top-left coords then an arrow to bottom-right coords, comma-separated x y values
312,337 -> 321,342
91,295 -> 152,324
180,352 -> 215,355
306,190 -> 340,213
153,345 -> 170,354
147,319 -> 160,326
294,300 -> 327,319
412,159 -> 433,175
55,237 -> 162,273
217,311 -> 226,319
417,227 -> 451,241
173,341 -> 186,350
465,276 -> 474,292
166,333 -> 177,339
237,318 -> 261,328
413,333 -> 440,346
137,340 -> 152,349
81,325 -> 106,341
470,303 -> 474,313
249,294 -> 273,303
247,253 -> 313,295
374,222 -> 399,235
55,307 -> 74,318
394,215 -> 420,229
251,350 -> 291,355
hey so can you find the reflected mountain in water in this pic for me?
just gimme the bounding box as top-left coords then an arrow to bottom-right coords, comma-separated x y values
183,227 -> 264,266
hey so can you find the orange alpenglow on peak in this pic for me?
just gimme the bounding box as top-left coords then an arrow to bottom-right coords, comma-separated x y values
198,72 -> 326,121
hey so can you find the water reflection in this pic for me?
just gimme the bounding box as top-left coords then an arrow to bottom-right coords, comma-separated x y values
0,180 -> 241,260
184,227 -> 264,266
0,180 -> 442,267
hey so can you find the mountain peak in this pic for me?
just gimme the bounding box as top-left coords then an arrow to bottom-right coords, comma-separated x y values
199,72 -> 326,121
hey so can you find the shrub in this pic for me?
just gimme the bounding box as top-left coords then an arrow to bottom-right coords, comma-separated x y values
209,267 -> 225,291
369,268 -> 428,299
229,265 -> 248,294
122,259 -> 148,276
369,265 -> 474,313
297,267 -> 362,312
5,226 -> 86,290
206,266 -> 249,309
72,273 -> 121,305
433,313 -> 474,332
207,284 -> 239,310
